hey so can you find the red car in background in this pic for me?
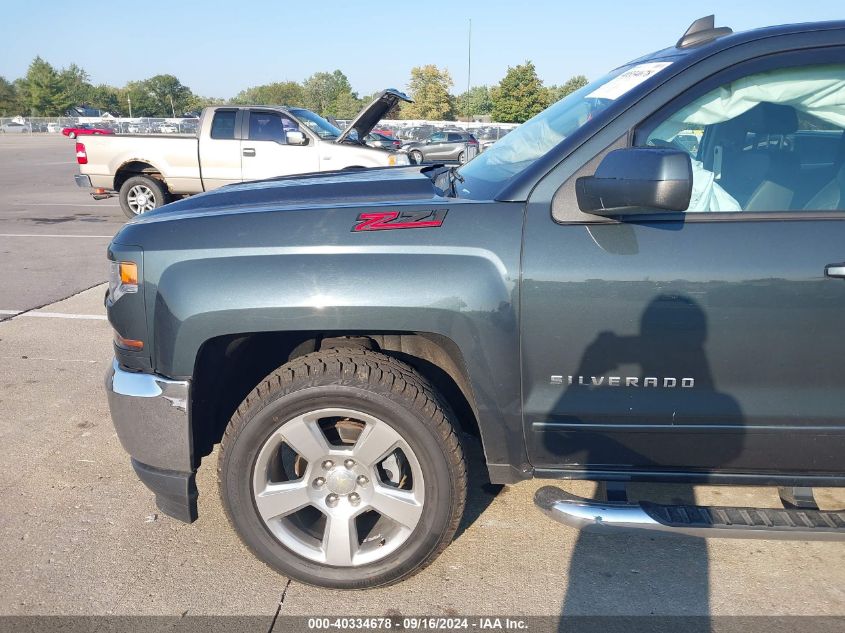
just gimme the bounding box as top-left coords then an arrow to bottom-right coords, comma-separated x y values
62,125 -> 114,139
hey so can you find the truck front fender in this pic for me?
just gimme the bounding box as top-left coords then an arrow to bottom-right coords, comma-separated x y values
149,241 -> 526,480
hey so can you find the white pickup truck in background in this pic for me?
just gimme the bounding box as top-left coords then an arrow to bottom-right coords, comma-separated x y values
74,90 -> 412,218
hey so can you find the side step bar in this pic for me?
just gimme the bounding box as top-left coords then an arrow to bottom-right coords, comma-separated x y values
534,486 -> 845,540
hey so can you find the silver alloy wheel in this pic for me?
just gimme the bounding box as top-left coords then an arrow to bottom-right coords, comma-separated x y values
126,184 -> 157,214
252,408 -> 425,567
411,150 -> 423,164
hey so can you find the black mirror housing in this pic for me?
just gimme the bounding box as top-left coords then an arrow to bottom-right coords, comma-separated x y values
576,147 -> 693,216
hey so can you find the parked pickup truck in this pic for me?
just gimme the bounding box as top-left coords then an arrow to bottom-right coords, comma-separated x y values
106,17 -> 845,589
75,90 -> 411,218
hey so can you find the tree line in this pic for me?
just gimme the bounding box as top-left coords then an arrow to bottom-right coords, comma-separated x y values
0,56 -> 587,124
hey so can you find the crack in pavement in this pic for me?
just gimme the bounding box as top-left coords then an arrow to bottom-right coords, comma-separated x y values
268,579 -> 292,633
0,280 -> 107,323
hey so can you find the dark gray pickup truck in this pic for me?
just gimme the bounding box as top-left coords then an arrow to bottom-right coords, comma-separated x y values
106,17 -> 845,589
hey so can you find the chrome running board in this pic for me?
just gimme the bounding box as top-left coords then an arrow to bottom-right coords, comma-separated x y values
534,486 -> 845,540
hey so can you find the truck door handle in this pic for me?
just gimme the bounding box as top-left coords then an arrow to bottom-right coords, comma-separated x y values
243,148 -> 256,157
825,263 -> 845,278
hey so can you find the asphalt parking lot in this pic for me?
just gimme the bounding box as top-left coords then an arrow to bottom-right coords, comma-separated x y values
0,136 -> 125,319
2,135 -> 845,625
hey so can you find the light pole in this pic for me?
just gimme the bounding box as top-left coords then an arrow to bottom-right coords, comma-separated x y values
127,96 -> 132,118
465,18 -> 472,121
169,95 -> 176,118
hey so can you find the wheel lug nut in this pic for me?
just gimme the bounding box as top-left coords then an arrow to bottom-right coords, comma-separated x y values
348,492 -> 361,506
326,494 -> 339,507
356,475 -> 369,485
344,459 -> 355,469
322,460 -> 334,470
313,477 -> 325,488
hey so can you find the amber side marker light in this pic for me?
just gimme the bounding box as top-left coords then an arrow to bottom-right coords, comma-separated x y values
114,331 -> 144,351
119,262 -> 138,285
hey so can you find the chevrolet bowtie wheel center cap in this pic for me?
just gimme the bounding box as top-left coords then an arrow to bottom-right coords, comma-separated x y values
326,467 -> 357,495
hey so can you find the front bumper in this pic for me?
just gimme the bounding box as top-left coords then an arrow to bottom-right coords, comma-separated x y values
105,359 -> 198,522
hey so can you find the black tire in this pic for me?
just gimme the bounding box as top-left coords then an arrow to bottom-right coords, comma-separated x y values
118,175 -> 168,219
218,348 -> 467,589
410,150 -> 424,165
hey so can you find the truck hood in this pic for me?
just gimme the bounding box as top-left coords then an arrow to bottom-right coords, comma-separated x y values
132,166 -> 441,222
336,89 -> 413,144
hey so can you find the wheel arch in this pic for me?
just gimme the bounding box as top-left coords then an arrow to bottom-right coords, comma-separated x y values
190,330 -> 483,470
114,159 -> 166,192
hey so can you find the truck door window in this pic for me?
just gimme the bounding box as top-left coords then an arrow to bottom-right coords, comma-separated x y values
210,110 -> 237,139
641,63 -> 845,212
248,112 -> 300,144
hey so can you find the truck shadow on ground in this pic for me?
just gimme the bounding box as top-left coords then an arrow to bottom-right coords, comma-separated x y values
542,294 -> 745,629
455,435 -> 503,539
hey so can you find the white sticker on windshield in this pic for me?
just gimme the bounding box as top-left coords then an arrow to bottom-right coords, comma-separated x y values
586,62 -> 672,100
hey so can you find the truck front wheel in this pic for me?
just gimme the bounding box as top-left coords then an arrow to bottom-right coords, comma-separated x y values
118,175 -> 168,219
218,348 -> 467,589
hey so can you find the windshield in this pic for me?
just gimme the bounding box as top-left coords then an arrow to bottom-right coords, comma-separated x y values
289,108 -> 342,140
457,61 -> 673,199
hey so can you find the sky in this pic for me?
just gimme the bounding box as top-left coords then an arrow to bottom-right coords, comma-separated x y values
1,0 -> 843,99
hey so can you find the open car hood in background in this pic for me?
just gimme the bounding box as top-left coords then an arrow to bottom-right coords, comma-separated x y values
336,89 -> 413,144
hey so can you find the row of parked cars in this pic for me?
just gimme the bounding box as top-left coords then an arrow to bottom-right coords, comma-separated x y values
358,125 -> 514,163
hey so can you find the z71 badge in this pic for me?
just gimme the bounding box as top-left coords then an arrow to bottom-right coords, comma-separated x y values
353,209 -> 447,232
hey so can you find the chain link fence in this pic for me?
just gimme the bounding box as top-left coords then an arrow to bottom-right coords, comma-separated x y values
0,116 -> 200,135
1,116 -> 518,143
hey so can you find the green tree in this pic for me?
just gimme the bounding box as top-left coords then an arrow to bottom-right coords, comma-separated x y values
332,90 -> 363,119
232,81 -> 304,106
456,85 -> 492,119
184,94 -> 227,116
491,61 -> 549,123
302,70 -> 354,116
12,78 -> 29,113
547,74 -> 588,103
60,63 -> 92,107
120,81 -> 160,117
0,77 -> 18,116
403,65 -> 455,120
23,56 -> 70,115
88,84 -> 121,115
143,74 -> 194,116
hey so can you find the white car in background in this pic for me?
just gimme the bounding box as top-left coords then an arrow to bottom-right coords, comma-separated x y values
1,121 -> 30,133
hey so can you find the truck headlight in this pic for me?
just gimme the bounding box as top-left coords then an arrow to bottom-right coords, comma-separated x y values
109,261 -> 138,302
389,153 -> 410,166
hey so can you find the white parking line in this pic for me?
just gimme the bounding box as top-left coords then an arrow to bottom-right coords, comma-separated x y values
0,233 -> 113,238
0,310 -> 106,320
19,203 -> 120,207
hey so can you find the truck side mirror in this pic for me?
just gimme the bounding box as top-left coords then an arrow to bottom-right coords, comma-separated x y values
576,147 -> 692,216
286,131 -> 308,146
